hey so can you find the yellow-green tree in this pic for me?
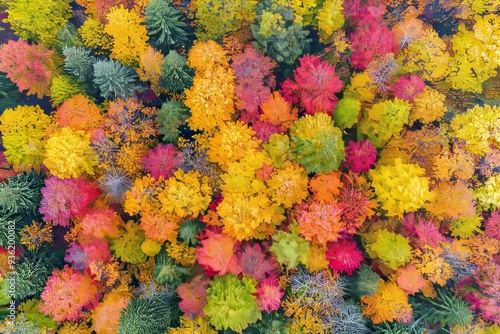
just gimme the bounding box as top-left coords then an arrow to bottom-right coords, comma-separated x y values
0,105 -> 53,171
5,0 -> 73,47
195,0 -> 258,41
78,17 -> 113,55
446,23 -> 499,93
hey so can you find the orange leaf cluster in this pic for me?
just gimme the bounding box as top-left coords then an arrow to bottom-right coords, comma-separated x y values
259,91 -> 298,131
361,281 -> 413,324
55,94 -> 103,133
425,180 -> 476,220
295,201 -> 345,245
396,264 -> 426,295
309,171 -> 342,202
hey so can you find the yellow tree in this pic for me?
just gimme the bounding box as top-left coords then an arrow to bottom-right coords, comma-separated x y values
105,5 -> 150,67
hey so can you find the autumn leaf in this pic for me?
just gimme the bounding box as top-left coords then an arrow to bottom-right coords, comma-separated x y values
396,264 -> 426,295
196,230 -> 242,276
309,171 -> 342,202
259,91 -> 298,131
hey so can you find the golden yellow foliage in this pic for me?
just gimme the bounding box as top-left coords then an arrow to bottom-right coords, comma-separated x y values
361,281 -> 413,324
450,104 -> 500,156
207,121 -> 262,170
397,27 -> 451,82
185,66 -> 236,132
136,47 -> 164,94
105,5 -> 149,67
446,23 -> 498,93
411,246 -> 455,286
425,180 -> 476,220
409,86 -> 447,125
43,127 -> 98,178
433,145 -> 477,181
369,159 -> 435,217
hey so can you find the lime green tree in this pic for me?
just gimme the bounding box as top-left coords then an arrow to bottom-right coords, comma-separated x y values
5,0 -> 72,47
